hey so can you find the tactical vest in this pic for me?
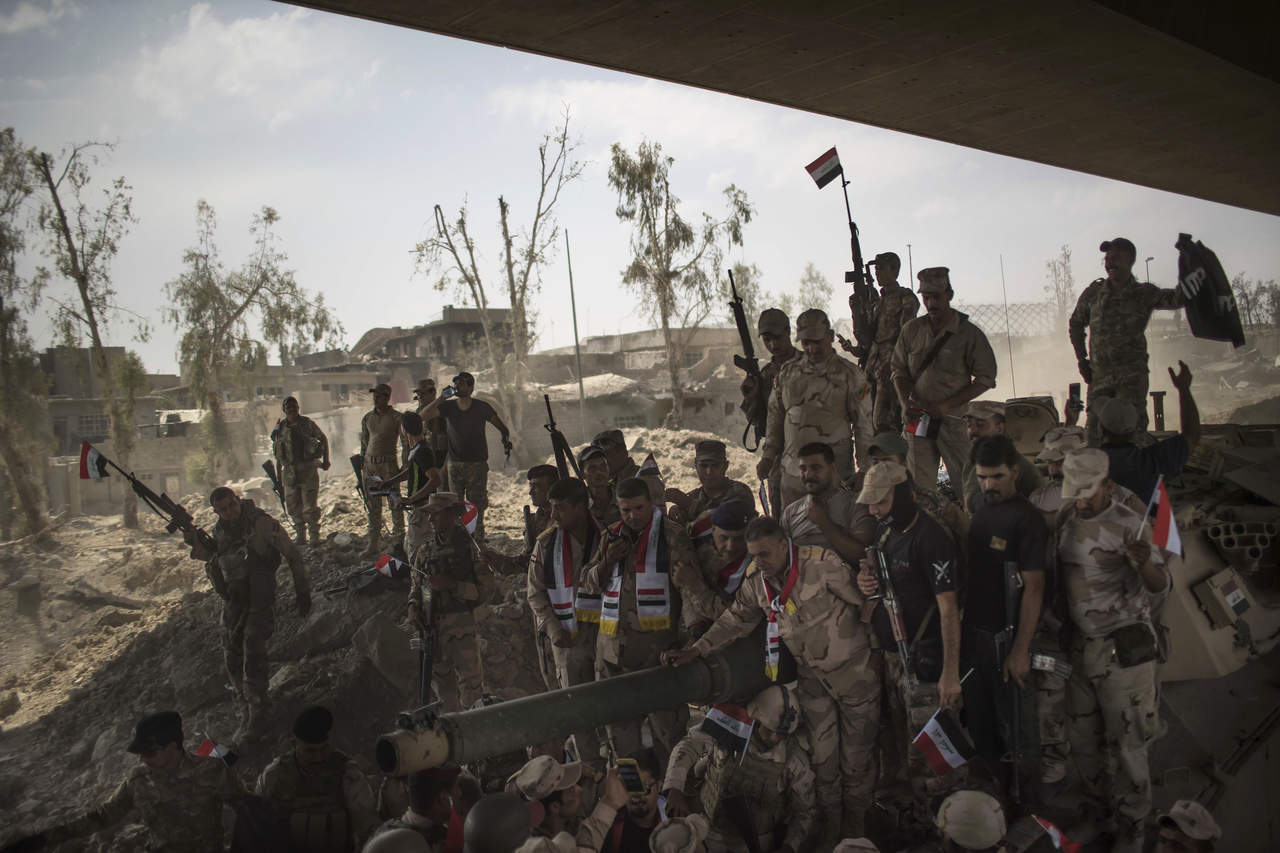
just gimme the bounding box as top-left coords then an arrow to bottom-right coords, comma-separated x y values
269,751 -> 353,853
699,746 -> 785,833
213,501 -> 283,581
422,530 -> 479,616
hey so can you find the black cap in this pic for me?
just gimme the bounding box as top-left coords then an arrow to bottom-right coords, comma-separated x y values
453,371 -> 474,384
293,705 -> 334,744
1099,237 -> 1136,258
526,464 -> 558,482
127,711 -> 183,754
710,499 -> 754,532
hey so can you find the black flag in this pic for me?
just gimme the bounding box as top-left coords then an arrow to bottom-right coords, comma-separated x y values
1176,233 -> 1245,348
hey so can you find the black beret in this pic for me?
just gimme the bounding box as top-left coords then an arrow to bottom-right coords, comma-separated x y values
293,705 -> 334,744
710,499 -> 753,532
127,710 -> 183,754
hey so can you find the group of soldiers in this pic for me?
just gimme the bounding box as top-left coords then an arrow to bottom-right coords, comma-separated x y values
6,235 -> 1226,853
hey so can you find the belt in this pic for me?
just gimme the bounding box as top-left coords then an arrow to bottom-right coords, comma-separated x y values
366,455 -> 395,463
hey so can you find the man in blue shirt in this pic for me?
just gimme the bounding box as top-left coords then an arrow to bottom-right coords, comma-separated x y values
1099,360 -> 1200,504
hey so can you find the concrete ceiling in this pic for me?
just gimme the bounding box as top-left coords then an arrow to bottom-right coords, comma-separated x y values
285,1 -> 1280,216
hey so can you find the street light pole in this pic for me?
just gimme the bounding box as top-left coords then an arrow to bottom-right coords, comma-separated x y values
907,243 -> 914,281
1144,255 -> 1154,282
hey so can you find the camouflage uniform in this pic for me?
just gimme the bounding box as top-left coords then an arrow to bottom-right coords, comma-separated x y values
693,546 -> 880,838
779,487 -> 876,553
867,283 -> 921,433
663,728 -> 816,852
589,489 -> 621,529
891,311 -> 997,492
418,400 -> 450,492
1057,497 -> 1169,852
608,457 -> 640,491
762,353 -> 874,508
683,478 -> 756,522
1069,276 -> 1183,441
409,526 -> 494,712
448,460 -> 489,536
43,752 -> 244,852
746,350 -> 801,518
273,414 -> 328,539
256,748 -> 380,851
361,406 -> 405,549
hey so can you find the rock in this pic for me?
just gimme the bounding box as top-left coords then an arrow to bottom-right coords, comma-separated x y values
0,690 -> 20,719
352,612 -> 416,697
277,606 -> 358,660
167,651 -> 230,711
268,662 -> 300,693
96,608 -> 142,629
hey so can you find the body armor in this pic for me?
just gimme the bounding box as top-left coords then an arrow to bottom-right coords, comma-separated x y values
699,745 -> 786,834
212,500 -> 283,582
421,528 -> 480,616
269,751 -> 353,853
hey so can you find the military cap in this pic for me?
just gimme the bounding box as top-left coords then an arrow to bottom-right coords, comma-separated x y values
746,684 -> 799,734
648,815 -> 710,853
964,400 -> 1006,421
693,439 -> 727,462
1159,800 -> 1222,842
1097,397 -> 1139,435
833,840 -> 881,853
369,382 -> 392,396
855,461 -> 907,505
515,834 -> 576,853
794,308 -> 832,341
506,755 -> 583,802
916,267 -> 951,293
710,499 -> 752,532
127,710 -> 183,754
293,705 -> 334,744
453,371 -> 475,384
868,431 -> 908,459
424,491 -> 464,513
872,251 -> 900,272
578,443 -> 607,466
1099,236 -> 1137,258
1037,426 -> 1087,462
934,790 -> 1006,849
757,308 -> 790,336
592,428 -> 626,449
1061,448 -> 1109,500
526,464 -> 559,482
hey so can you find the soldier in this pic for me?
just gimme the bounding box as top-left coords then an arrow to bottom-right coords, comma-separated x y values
647,816 -> 711,853
739,308 -> 800,518
579,477 -> 710,759
959,400 -> 1043,513
891,267 -> 997,493
1055,449 -> 1169,853
407,492 -> 493,713
1154,800 -> 1222,853
853,461 -> 964,830
598,750 -> 665,853
5,711 -> 243,852
418,372 -> 513,539
1070,237 -> 1184,442
479,465 -> 559,576
257,704 -> 379,851
414,378 -> 450,490
507,755 -> 630,849
580,444 -> 620,529
665,439 -> 755,534
665,516 -> 880,841
757,308 -> 874,508
593,429 -> 640,488
361,383 -> 406,558
384,411 -> 444,566
188,486 -> 311,741
272,396 -> 331,545
864,252 -> 920,433
527,478 -> 604,764
662,684 -> 816,853
686,499 -> 755,629
1099,360 -> 1200,504
928,790 -> 1008,853
850,432 -> 968,551
961,436 -> 1047,804
780,441 -> 876,567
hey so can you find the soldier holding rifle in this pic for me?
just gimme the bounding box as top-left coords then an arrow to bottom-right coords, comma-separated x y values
270,396 -> 331,545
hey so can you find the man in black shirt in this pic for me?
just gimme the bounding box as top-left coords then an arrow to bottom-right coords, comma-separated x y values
962,435 -> 1047,808
599,750 -> 662,853
1099,360 -> 1200,504
383,412 -> 442,563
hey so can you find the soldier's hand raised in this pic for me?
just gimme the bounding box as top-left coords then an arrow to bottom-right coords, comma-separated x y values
600,769 -> 628,810
1168,360 -> 1193,390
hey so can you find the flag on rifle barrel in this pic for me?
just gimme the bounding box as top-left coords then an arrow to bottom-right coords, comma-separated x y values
805,147 -> 842,189
912,707 -> 975,776
1033,816 -> 1082,852
1176,233 -> 1245,347
79,441 -> 109,480
699,703 -> 755,757
461,501 -> 479,535
1145,475 -> 1182,556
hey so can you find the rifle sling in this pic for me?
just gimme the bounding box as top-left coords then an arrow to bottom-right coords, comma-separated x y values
905,329 -> 955,396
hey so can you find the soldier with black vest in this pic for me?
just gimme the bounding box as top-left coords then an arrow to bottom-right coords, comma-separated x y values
257,705 -> 379,852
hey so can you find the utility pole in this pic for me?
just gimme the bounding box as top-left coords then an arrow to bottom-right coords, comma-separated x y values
565,231 -> 587,442
907,243 -> 914,282
1144,255 -> 1154,282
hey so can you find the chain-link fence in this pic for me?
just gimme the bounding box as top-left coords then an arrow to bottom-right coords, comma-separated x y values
954,302 -> 1061,338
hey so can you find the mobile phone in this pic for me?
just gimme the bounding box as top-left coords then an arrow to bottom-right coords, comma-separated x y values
1068,382 -> 1082,407
614,758 -> 646,795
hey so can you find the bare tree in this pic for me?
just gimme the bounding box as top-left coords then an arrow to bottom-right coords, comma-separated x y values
32,142 -> 145,527
1044,244 -> 1076,332
608,139 -> 753,424
796,262 -> 834,313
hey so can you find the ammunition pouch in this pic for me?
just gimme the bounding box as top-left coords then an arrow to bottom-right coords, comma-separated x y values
1107,622 -> 1159,669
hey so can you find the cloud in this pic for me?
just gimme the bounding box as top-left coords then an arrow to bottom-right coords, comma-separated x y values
0,0 -> 77,36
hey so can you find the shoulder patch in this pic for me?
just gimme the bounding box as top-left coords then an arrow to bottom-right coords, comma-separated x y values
798,545 -> 832,562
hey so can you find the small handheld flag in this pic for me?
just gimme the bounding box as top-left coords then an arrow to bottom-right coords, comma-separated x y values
1145,475 -> 1182,555
374,553 -> 409,578
195,735 -> 237,766
805,147 -> 843,189
1033,816 -> 1082,852
699,704 -> 755,758
912,707 -> 976,776
461,501 -> 479,535
79,442 -> 109,480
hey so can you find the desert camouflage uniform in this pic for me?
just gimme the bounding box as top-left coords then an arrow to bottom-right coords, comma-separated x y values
663,727 -> 816,852
1069,276 -> 1184,442
693,545 -> 879,838
762,353 -> 874,508
891,311 -> 997,492
361,406 -> 405,547
528,522 -> 604,764
867,283 -> 920,433
273,415 -> 327,535
256,748 -> 379,851
744,351 -> 801,518
1057,497 -> 1169,852
589,489 -> 621,529
43,752 -> 244,852
409,526 -> 494,712
780,487 -> 876,554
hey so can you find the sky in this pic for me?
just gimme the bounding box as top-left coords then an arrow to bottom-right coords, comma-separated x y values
4,0 -> 1279,375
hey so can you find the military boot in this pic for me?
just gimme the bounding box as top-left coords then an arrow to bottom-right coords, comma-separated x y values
292,523 -> 306,546
307,521 -> 321,545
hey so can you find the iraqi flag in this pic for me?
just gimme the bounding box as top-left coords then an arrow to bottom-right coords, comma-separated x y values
79,442 -> 109,480
912,708 -> 975,776
638,453 -> 661,479
805,147 -> 842,189
461,501 -> 479,535
1145,475 -> 1182,555
699,703 -> 755,757
374,553 -> 409,579
1033,816 -> 1082,852
195,736 -> 236,765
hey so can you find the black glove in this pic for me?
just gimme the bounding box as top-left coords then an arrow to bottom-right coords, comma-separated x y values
2,832 -> 49,853
1076,359 -> 1093,384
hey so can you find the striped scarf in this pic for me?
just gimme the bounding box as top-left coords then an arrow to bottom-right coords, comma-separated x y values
544,522 -> 600,636
763,540 -> 801,681
600,508 -> 671,636
716,553 -> 751,599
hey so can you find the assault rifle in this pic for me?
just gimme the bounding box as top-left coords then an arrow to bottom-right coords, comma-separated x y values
350,454 -> 371,514
869,545 -> 915,688
993,559 -> 1024,803
728,268 -> 766,452
543,395 -> 581,479
261,460 -> 287,515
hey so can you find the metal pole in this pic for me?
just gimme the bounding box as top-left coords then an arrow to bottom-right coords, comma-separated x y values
1144,256 -> 1154,282
999,254 -> 1017,397
565,231 -> 588,443
907,243 -> 914,282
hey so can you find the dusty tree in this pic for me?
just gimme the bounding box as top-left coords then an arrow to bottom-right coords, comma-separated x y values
32,142 -> 145,527
1044,244 -> 1076,332
415,110 -> 582,453
166,200 -> 342,478
608,139 -> 753,424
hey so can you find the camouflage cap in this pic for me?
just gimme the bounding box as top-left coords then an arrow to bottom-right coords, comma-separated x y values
369,382 -> 392,396
868,431 -> 908,459
746,684 -> 799,734
757,308 -> 790,336
964,400 -> 1006,421
1097,397 -> 1139,435
934,790 -> 1006,849
794,308 -> 832,341
1099,236 -> 1137,258
833,840 -> 881,853
871,251 -> 900,272
855,460 -> 907,505
916,267 -> 951,293
1037,426 -> 1087,462
423,491 -> 464,513
1061,448 -> 1109,500
694,439 -> 727,462
506,755 -> 583,801
527,464 -> 559,482
127,710 -> 183,754
1159,800 -> 1222,842
648,815 -> 710,853
592,429 -> 626,449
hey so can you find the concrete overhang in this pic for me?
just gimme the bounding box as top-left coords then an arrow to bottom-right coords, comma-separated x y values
283,1 -> 1280,216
